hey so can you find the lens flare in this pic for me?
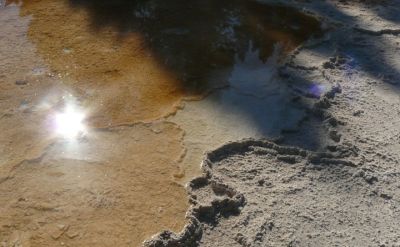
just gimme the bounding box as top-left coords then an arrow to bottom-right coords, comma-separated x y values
309,83 -> 326,98
55,107 -> 86,139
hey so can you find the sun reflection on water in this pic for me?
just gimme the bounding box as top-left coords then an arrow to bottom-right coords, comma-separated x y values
54,106 -> 86,139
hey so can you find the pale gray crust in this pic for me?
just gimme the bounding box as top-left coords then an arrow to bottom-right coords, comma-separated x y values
145,0 -> 400,246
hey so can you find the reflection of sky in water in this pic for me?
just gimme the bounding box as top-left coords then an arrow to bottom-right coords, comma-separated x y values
180,43 -> 304,138
228,42 -> 279,97
169,42 -> 306,180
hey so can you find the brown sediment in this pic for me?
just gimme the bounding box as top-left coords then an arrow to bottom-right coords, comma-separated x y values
8,0 -> 185,128
0,3 -> 54,177
0,122 -> 188,247
1,3 -> 187,246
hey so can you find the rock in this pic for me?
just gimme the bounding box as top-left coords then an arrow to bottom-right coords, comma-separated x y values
325,84 -> 342,99
315,98 -> 331,109
327,117 -> 338,127
353,110 -> 364,116
57,224 -> 69,231
15,80 -> 29,85
51,230 -> 64,240
326,145 -> 337,152
329,130 -> 341,142
364,174 -> 378,184
277,155 -> 298,164
234,233 -> 248,246
323,61 -> 335,69
15,80 -> 28,85
380,193 -> 393,200
353,169 -> 365,178
66,230 -> 79,239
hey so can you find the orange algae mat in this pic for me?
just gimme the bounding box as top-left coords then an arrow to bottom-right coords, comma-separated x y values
1,1 -> 187,246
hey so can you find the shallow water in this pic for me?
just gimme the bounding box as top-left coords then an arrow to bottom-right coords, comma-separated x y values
168,45 -> 308,180
0,0 -> 320,246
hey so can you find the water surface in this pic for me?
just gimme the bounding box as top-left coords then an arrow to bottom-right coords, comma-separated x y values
0,1 -> 321,246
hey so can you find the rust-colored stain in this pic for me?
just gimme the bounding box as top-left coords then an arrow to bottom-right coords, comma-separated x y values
8,0 -> 185,127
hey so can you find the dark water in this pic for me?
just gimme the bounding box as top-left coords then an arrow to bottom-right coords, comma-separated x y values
68,0 -> 322,94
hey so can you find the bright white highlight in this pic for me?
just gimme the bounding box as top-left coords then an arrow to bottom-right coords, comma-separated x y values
55,107 -> 86,139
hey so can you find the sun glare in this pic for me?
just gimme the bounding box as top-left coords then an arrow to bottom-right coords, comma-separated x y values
55,107 -> 86,139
